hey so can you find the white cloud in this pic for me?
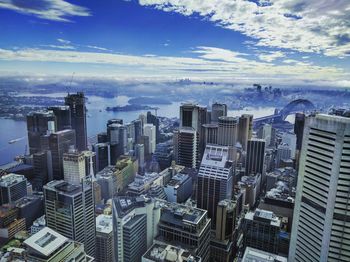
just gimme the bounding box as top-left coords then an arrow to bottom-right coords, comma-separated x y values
258,51 -> 285,62
57,38 -> 71,44
0,46 -> 348,87
138,0 -> 350,57
0,0 -> 90,22
86,45 -> 110,51
43,44 -> 75,50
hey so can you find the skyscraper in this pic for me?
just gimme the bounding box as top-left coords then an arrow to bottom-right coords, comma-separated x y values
96,214 -> 114,262
49,129 -> 76,180
211,102 -> 228,123
143,123 -> 156,154
147,111 -> 160,143
48,106 -> 71,131
107,123 -> 127,164
174,127 -> 199,168
238,114 -> 253,151
27,110 -> 56,154
202,123 -> 218,147
294,112 -> 305,151
217,116 -> 238,147
197,145 -> 233,227
43,180 -> 95,257
93,142 -> 110,172
63,149 -> 86,185
289,114 -> 350,262
245,138 -> 266,176
65,92 -> 87,151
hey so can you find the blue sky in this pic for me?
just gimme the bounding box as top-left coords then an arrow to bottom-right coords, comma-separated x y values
0,0 -> 349,87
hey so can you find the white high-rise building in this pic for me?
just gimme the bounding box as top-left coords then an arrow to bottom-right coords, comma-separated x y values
282,132 -> 297,157
63,149 -> 86,185
143,124 -> 156,154
289,114 -> 350,262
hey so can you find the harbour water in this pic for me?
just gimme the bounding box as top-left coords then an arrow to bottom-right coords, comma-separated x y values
0,94 -> 276,165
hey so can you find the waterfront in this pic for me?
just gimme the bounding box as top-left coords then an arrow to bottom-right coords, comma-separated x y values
0,94 -> 276,165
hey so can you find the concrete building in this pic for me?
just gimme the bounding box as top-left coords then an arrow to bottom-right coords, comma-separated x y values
0,173 -> 27,205
113,196 -> 161,262
238,175 -> 261,208
243,209 -> 281,254
242,247 -> 287,262
96,165 -> 119,201
95,214 -> 114,262
281,132 -> 297,158
135,143 -> 145,174
156,200 -> 211,262
48,106 -> 72,131
24,227 -> 94,262
107,123 -> 127,164
116,156 -> 138,191
197,145 -> 233,227
63,149 -> 86,185
43,180 -> 95,257
202,123 -> 218,148
30,215 -> 46,235
142,242 -> 201,262
0,206 -> 26,241
144,124 -> 156,154
276,143 -> 292,168
127,172 -> 165,197
289,113 -> 350,262
164,173 -> 192,203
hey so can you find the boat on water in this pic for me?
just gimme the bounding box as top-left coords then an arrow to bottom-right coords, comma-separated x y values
8,138 -> 23,144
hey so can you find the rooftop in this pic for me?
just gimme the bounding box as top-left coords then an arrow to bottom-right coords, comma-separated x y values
0,173 -> 26,187
96,214 -> 113,234
166,173 -> 190,188
143,242 -> 201,262
242,247 -> 287,262
200,145 -> 231,168
24,227 -> 68,257
245,209 -> 281,227
44,180 -> 91,196
114,195 -> 151,218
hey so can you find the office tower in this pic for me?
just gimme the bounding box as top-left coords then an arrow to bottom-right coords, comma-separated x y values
211,199 -> 237,262
49,129 -> 76,180
281,132 -> 297,157
203,123 -> 218,147
257,123 -> 275,147
65,92 -> 87,151
32,151 -> 50,190
48,106 -> 71,131
197,145 -> 233,227
238,175 -> 262,208
27,110 -> 56,154
139,113 -> 147,131
143,124 -> 156,154
163,173 -> 192,203
275,144 -> 291,168
63,149 -> 86,185
93,143 -> 110,172
139,135 -> 150,157
238,114 -> 253,150
113,196 -> 161,262
147,111 -> 160,143
0,173 -> 27,205
217,116 -> 238,147
107,123 -> 127,164
289,114 -> 350,262
96,166 -> 119,201
24,227 -> 94,261
243,209 -> 281,254
135,144 -> 145,174
242,247 -> 287,262
211,102 -> 227,123
245,139 -> 265,176
133,119 -> 143,143
15,195 -> 44,228
97,132 -> 108,143
96,214 -> 114,262
43,180 -> 95,257
180,103 -> 208,155
142,243 -> 201,262
174,128 -> 199,168
156,200 -> 211,261
153,141 -> 173,171
294,112 -> 305,151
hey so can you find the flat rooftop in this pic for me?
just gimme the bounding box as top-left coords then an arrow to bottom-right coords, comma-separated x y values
24,227 -> 68,257
44,180 -> 90,196
242,247 -> 287,262
96,214 -> 113,234
0,173 -> 26,187
245,209 -> 281,227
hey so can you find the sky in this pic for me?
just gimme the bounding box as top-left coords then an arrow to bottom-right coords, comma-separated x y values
0,0 -> 349,87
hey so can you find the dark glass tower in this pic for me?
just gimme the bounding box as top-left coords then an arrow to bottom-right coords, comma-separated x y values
65,92 -> 87,151
48,106 -> 71,131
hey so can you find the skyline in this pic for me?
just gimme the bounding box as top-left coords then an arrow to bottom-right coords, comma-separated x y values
0,0 -> 349,87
